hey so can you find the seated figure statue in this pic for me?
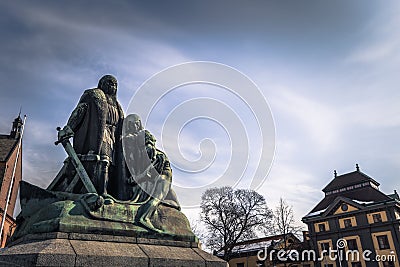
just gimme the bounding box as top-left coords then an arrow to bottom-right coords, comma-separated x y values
123,114 -> 180,232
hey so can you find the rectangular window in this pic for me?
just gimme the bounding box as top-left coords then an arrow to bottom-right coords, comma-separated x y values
320,242 -> 330,255
395,211 -> 400,219
373,213 -> 383,223
236,263 -> 245,267
318,223 -> 326,232
351,262 -> 362,267
347,239 -> 358,250
344,219 -> 352,228
377,235 -> 390,250
324,264 -> 333,267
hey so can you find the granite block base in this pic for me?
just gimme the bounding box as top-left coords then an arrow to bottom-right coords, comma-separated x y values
0,232 -> 226,267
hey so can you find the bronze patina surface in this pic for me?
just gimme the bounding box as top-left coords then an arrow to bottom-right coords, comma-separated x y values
12,182 -> 195,242
12,75 -> 196,241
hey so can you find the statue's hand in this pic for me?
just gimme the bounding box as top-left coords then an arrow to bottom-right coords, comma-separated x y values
55,125 -> 74,145
134,165 -> 153,184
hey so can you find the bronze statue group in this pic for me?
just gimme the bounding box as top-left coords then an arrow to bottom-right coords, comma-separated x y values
53,75 -> 179,233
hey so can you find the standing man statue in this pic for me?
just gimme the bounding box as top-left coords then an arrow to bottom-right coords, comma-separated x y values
56,75 -> 125,199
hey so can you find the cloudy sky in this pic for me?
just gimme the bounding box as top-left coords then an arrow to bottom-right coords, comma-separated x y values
1,1 -> 400,228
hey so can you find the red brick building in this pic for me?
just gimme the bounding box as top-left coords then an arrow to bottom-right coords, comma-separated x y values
0,115 -> 24,247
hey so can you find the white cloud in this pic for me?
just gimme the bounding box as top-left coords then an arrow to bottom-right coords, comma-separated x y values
261,161 -> 324,224
345,8 -> 400,65
271,87 -> 341,151
24,119 -> 57,145
345,99 -> 400,128
23,154 -> 59,188
346,40 -> 399,64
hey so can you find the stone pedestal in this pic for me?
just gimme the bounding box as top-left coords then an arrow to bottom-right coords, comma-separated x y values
1,182 -> 226,266
0,232 -> 226,267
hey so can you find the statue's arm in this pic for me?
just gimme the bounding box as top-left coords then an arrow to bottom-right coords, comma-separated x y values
57,102 -> 88,142
66,102 -> 88,132
160,158 -> 172,182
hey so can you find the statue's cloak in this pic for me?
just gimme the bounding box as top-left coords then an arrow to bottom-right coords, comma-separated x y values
72,88 -> 124,156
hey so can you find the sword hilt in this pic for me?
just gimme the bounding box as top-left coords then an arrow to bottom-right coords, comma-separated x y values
55,126 -> 74,145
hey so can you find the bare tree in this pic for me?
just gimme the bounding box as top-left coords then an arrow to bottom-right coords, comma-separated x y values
273,198 -> 303,241
200,186 -> 273,261
273,197 -> 304,266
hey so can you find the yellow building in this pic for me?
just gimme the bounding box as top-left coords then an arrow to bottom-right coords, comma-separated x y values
302,165 -> 399,267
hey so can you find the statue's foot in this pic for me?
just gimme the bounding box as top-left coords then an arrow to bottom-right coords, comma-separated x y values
81,193 -> 104,211
138,217 -> 163,234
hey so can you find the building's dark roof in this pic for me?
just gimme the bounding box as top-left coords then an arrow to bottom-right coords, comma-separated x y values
309,186 -> 391,214
387,190 -> 399,200
0,134 -> 18,162
322,170 -> 380,192
217,233 -> 300,257
235,234 -> 282,246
